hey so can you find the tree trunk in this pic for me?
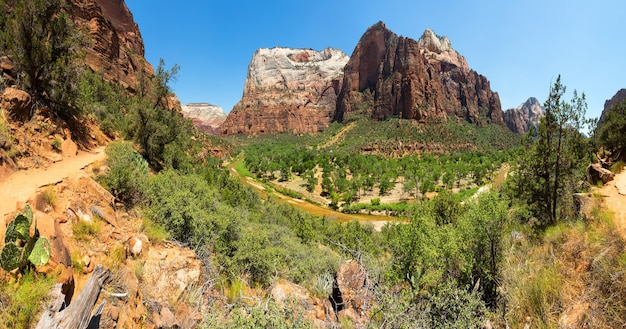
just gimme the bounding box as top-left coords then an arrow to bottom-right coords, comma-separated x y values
36,265 -> 111,329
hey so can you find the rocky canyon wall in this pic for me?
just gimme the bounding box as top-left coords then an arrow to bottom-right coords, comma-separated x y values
69,0 -> 153,92
335,22 -> 503,125
221,47 -> 349,135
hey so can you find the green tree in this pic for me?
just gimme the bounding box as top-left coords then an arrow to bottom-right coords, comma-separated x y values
597,99 -> 626,156
512,75 -> 591,226
4,0 -> 85,118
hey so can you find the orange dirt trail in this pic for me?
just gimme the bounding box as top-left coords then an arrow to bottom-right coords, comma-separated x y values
598,166 -> 626,238
0,147 -> 106,219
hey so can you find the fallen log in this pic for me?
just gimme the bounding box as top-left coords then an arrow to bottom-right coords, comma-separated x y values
37,265 -> 111,329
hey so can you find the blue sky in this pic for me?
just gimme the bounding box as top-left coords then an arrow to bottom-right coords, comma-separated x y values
126,0 -> 626,119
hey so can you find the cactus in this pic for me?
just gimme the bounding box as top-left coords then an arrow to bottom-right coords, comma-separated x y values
0,205 -> 51,272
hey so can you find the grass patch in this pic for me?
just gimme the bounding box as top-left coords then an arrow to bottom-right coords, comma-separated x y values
42,186 -> 57,207
0,270 -> 55,329
106,244 -> 126,270
71,250 -> 86,274
610,160 -> 625,174
233,157 -> 253,178
72,219 -> 102,240
142,217 -> 169,243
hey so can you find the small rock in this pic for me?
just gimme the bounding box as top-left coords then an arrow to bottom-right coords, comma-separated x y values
159,307 -> 177,328
1,87 -> 31,122
129,237 -> 143,257
61,139 -> 78,158
82,255 -> 91,268
109,306 -> 120,322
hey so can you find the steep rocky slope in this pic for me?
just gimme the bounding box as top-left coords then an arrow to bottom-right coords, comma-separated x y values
181,103 -> 227,135
335,22 -> 504,125
221,47 -> 349,135
503,97 -> 543,134
69,0 -> 153,91
598,88 -> 626,128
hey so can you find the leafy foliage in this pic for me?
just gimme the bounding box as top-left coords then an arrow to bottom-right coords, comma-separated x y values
101,141 -> 149,204
510,75 -> 593,226
0,205 -> 50,273
1,0 -> 85,118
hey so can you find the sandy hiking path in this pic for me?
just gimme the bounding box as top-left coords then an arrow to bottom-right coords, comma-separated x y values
598,166 -> 626,239
0,146 -> 106,219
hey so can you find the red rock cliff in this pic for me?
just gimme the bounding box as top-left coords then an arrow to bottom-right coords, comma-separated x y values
335,22 -> 503,125
69,0 -> 153,91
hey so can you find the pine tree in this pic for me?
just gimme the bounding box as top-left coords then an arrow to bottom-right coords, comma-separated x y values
513,75 -> 591,226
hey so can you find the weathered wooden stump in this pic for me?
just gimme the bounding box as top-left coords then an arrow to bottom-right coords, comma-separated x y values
36,265 -> 111,329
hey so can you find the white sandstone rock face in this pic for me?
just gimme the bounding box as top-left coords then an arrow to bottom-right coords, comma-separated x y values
417,28 -> 469,72
245,47 -> 349,92
181,103 -> 226,122
181,103 -> 227,135
221,47 -> 349,135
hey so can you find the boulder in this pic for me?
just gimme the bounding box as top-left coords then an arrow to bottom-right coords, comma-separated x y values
586,163 -> 615,185
34,210 -> 74,304
61,139 -> 78,158
332,259 -> 373,325
1,87 -> 32,122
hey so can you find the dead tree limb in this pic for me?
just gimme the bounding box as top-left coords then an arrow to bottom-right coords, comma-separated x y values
37,265 -> 111,329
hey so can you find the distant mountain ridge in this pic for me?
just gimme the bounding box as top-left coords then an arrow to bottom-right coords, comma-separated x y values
181,103 -> 227,135
223,21 -> 505,136
503,97 -> 544,134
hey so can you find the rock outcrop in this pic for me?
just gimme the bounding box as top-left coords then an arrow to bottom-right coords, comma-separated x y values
598,88 -> 626,128
181,103 -> 227,135
1,87 -> 31,122
335,22 -> 503,125
503,97 -> 544,134
68,0 -> 153,92
221,47 -> 349,135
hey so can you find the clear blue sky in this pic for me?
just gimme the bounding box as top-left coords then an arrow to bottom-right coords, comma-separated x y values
126,0 -> 626,119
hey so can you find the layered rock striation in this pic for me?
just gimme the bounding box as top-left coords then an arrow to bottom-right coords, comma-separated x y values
503,97 -> 544,134
221,47 -> 349,135
181,103 -> 227,135
69,0 -> 153,91
335,22 -> 503,125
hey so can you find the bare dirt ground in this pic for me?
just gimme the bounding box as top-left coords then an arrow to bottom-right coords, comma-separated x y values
0,146 -> 106,219
598,165 -> 626,238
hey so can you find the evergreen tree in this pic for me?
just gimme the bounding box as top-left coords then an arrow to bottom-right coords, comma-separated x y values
512,76 -> 590,226
4,0 -> 85,118
597,99 -> 626,156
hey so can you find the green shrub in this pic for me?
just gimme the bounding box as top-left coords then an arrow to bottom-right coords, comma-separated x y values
0,270 -> 55,329
102,141 -> 149,204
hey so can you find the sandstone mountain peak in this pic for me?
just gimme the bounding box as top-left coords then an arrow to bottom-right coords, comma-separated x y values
336,21 -> 503,125
417,28 -> 469,72
181,103 -> 227,135
503,97 -> 544,134
221,47 -> 349,135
